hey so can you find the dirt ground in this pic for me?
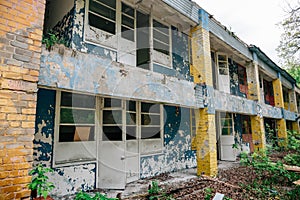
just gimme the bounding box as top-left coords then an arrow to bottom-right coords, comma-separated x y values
121,156 -> 298,200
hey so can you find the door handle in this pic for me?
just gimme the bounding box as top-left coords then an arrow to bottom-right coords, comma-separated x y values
121,156 -> 125,160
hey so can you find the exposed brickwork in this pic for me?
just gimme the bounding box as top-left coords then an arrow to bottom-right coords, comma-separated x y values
272,79 -> 288,146
191,26 -> 217,176
250,116 -> 266,151
0,0 -> 45,199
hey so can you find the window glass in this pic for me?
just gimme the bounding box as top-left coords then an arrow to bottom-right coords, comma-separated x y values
121,3 -> 135,41
141,103 -> 161,139
153,19 -> 169,55
88,0 -> 116,34
220,113 -> 233,136
59,92 -> 96,142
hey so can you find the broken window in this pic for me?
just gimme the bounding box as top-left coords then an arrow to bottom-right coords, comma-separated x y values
88,0 -> 116,34
153,20 -> 170,55
59,92 -> 95,142
121,2 -> 135,41
217,54 -> 229,75
54,91 -> 97,166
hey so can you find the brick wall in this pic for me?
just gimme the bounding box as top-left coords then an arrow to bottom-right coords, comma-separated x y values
0,0 -> 45,199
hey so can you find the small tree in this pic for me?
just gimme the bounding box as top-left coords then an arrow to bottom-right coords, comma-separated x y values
28,164 -> 55,199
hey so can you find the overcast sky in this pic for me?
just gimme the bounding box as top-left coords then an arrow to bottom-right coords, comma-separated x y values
194,0 -> 298,65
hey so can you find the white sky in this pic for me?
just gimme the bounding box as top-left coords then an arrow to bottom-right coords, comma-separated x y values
194,0 -> 298,65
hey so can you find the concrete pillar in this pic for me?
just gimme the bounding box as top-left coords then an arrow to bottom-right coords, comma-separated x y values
248,53 -> 266,151
191,9 -> 217,176
288,88 -> 299,133
272,76 -> 288,145
0,0 -> 45,199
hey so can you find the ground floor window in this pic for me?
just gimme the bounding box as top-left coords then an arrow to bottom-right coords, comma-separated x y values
54,91 -> 163,166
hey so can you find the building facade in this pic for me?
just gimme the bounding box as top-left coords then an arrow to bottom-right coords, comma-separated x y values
0,0 -> 299,198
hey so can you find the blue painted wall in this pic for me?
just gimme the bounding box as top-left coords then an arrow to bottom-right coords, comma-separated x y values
140,105 -> 196,178
34,88 -> 55,164
52,7 -> 75,47
34,89 -> 96,196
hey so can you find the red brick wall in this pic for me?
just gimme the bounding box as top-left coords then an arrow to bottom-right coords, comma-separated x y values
0,0 -> 45,199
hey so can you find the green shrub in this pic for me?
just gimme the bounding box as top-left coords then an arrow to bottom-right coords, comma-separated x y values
28,164 -> 55,199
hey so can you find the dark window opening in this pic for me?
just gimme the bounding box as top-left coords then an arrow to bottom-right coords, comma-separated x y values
136,11 -> 150,70
238,65 -> 248,97
263,80 -> 275,106
88,0 -> 116,34
59,125 -> 95,142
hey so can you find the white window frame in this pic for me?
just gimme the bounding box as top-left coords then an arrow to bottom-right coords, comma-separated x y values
53,90 -> 98,167
53,93 -> 164,166
216,53 -> 229,76
151,17 -> 172,69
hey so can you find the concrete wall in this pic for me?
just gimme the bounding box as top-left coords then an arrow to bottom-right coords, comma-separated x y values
141,106 -> 196,177
39,46 -> 197,107
34,89 -> 195,196
0,0 -> 45,199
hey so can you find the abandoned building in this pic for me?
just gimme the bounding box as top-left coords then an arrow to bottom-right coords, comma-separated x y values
0,0 -> 299,198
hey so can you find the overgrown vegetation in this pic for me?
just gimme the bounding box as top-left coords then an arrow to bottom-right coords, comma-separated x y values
240,130 -> 300,199
75,191 -> 119,200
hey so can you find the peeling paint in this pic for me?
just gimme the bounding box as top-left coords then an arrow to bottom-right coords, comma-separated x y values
39,46 -> 196,107
34,89 -> 96,196
140,106 -> 196,178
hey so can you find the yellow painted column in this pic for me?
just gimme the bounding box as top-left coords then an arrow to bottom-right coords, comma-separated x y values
272,78 -> 288,145
247,54 -> 266,151
289,89 -> 300,133
191,10 -> 217,176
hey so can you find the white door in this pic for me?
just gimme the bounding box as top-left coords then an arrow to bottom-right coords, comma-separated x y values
99,140 -> 126,189
219,113 -> 236,161
124,101 -> 139,183
99,98 -> 126,189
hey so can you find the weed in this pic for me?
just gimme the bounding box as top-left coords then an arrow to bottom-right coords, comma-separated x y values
147,181 -> 174,200
42,31 -> 66,51
75,191 -> 118,200
28,164 -> 55,199
204,187 -> 213,200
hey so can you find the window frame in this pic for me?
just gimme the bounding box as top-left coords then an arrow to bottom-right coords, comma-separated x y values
217,53 -> 229,76
88,0 -> 117,35
151,17 -> 172,68
53,91 -> 98,167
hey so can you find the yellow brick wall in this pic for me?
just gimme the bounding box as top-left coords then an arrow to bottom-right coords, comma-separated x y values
191,26 -> 217,176
272,79 -> 284,108
272,79 -> 288,146
0,0 -> 45,199
250,116 -> 266,151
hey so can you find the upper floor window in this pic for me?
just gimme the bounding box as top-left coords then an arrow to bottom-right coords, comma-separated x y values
88,0 -> 116,35
153,20 -> 170,55
121,2 -> 135,41
263,80 -> 275,106
217,54 -> 229,75
238,65 -> 248,97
